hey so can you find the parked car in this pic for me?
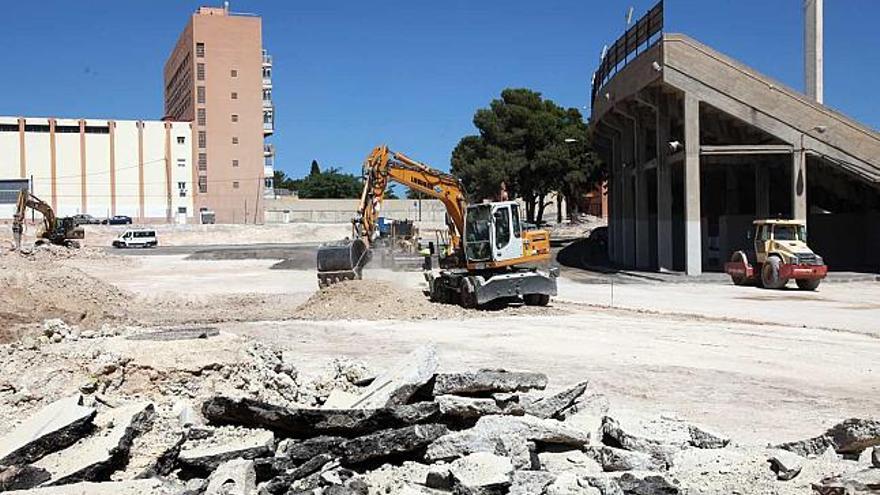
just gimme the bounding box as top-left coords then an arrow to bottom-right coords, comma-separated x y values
103,215 -> 133,225
72,214 -> 101,225
112,229 -> 157,248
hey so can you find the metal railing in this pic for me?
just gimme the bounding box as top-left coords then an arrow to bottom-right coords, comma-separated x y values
591,0 -> 664,105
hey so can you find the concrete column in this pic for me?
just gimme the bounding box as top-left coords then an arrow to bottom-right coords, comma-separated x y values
755,164 -> 770,217
656,96 -> 673,271
635,121 -> 650,269
684,94 -> 702,276
792,150 -> 807,222
620,122 -> 636,268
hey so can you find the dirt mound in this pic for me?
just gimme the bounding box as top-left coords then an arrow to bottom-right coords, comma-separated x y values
292,280 -> 470,321
0,252 -> 130,342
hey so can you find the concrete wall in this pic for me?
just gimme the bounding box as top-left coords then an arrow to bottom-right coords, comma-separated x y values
264,198 -> 448,224
0,116 -> 194,222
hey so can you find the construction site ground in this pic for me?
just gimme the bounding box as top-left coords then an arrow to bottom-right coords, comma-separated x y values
10,229 -> 873,449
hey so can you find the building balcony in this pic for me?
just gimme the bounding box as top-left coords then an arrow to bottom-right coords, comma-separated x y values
262,49 -> 272,67
262,98 -> 273,109
263,107 -> 275,135
264,143 -> 275,157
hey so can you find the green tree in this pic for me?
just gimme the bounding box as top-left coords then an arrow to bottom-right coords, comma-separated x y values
309,160 -> 321,176
296,167 -> 363,198
451,88 -> 603,224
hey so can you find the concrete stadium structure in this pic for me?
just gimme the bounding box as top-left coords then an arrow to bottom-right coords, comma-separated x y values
590,5 -> 880,274
0,117 -> 194,223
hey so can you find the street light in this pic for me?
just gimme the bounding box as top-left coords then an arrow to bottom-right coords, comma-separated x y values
564,138 -> 578,143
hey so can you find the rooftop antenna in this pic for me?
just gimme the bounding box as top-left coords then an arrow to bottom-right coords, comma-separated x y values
625,6 -> 634,27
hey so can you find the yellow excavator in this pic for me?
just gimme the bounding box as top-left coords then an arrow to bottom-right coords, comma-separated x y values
11,190 -> 84,251
316,145 -> 558,307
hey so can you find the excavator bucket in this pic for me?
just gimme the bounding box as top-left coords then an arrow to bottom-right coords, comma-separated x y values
316,239 -> 370,288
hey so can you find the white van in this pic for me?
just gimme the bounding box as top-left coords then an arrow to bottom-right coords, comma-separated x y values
112,229 -> 158,248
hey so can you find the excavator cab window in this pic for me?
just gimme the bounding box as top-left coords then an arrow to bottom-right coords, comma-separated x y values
511,204 -> 522,238
464,204 -> 492,262
493,208 -> 510,249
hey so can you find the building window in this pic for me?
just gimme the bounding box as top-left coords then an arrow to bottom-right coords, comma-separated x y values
196,43 -> 205,58
198,176 -> 208,193
233,181 -> 240,189
231,114 -> 238,123
231,92 -> 237,100
197,86 -> 205,104
198,153 -> 207,171
178,181 -> 187,197
197,108 -> 206,126
262,67 -> 271,79
230,69 -> 237,77
262,89 -> 271,101
176,136 -> 185,144
178,206 -> 187,214
198,131 -> 206,148
232,136 -> 238,144
197,63 -> 205,81
177,158 -> 186,168
232,159 -> 239,167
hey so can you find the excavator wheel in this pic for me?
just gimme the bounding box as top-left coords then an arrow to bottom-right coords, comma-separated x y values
796,278 -> 821,291
459,277 -> 478,309
728,251 -> 751,286
761,256 -> 787,290
523,293 -> 550,306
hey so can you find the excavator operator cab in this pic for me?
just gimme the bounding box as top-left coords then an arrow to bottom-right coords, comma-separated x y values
464,201 -> 523,264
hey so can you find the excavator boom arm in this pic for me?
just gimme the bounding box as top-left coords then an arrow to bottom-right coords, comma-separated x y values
355,145 -> 467,250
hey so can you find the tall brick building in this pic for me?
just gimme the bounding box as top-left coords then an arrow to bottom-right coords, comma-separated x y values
164,5 -> 274,223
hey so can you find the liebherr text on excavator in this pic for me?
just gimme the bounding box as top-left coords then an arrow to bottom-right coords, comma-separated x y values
316,145 -> 558,308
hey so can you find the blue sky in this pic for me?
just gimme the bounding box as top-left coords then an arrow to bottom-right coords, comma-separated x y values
1,1 -> 877,179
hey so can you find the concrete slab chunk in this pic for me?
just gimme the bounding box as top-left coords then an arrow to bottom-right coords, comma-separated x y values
345,344 -> 438,409
202,396 -> 439,438
178,429 -> 274,473
524,381 -> 590,419
873,446 -> 880,468
0,466 -> 51,492
767,449 -> 803,481
33,401 -> 155,486
449,452 -> 513,494
825,418 -> 880,455
812,468 -> 880,494
276,436 -> 346,461
436,395 -> 502,420
432,370 -> 547,396
509,470 -> 556,495
0,395 -> 96,466
340,424 -> 448,465
584,445 -> 667,472
205,458 -> 256,495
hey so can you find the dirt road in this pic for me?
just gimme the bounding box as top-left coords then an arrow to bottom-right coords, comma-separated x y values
67,253 -> 880,447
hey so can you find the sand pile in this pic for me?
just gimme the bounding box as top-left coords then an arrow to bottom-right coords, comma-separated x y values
292,279 -> 470,321
0,251 -> 130,342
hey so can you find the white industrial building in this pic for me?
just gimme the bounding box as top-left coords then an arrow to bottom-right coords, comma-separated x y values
0,117 -> 194,223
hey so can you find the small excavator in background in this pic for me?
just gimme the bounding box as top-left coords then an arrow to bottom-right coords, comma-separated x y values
316,145 -> 558,308
11,190 -> 84,251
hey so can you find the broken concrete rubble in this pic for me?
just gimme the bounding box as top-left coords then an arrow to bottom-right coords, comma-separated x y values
508,470 -> 556,495
584,445 -> 666,472
873,446 -> 880,468
767,449 -> 803,481
3,479 -> 177,494
204,458 -> 256,495
340,424 -> 448,465
33,401 -> 154,486
825,418 -> 880,456
776,434 -> 835,458
812,468 -> 880,494
0,395 -> 96,466
432,370 -> 548,396
202,395 -> 439,438
343,344 -> 438,409
537,449 -> 602,475
584,472 -> 681,495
